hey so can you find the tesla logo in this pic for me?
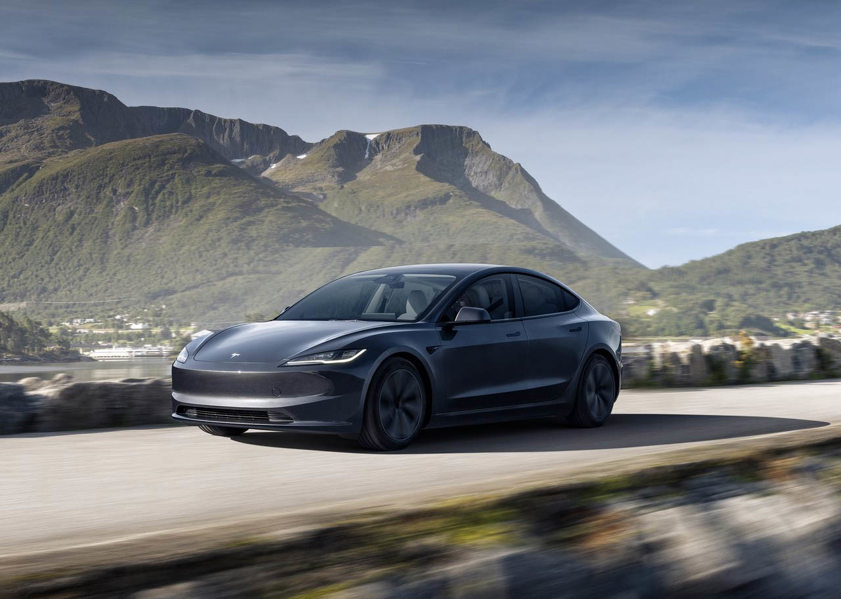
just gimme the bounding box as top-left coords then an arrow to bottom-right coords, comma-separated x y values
271,386 -> 282,397
230,353 -> 240,359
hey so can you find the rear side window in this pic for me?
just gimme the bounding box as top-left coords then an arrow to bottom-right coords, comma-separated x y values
517,275 -> 579,317
443,274 -> 514,321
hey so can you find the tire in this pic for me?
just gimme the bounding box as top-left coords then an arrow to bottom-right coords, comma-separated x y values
198,424 -> 247,437
359,357 -> 427,451
567,354 -> 617,428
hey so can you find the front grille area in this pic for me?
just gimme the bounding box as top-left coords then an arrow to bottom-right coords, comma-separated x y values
177,406 -> 271,424
172,367 -> 334,398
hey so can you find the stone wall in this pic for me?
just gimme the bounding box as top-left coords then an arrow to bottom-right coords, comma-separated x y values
2,336 -> 840,435
0,374 -> 171,435
622,335 -> 841,388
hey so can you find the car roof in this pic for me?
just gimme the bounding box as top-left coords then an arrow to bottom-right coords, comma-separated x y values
348,263 -> 554,279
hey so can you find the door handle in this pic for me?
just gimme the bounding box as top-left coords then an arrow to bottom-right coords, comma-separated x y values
506,331 -> 522,337
569,326 -> 582,333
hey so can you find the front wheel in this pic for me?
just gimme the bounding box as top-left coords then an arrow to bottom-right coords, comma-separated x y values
359,357 -> 427,451
198,424 -> 247,437
567,354 -> 617,428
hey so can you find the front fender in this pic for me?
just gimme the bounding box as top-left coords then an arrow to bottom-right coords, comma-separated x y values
358,344 -> 439,422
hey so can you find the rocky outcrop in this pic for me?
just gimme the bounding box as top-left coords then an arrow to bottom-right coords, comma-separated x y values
0,374 -> 171,435
0,383 -> 41,435
0,80 -> 310,164
819,337 -> 841,373
622,335 -> 841,388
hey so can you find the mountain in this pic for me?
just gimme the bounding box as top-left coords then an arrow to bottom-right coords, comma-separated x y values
0,80 -> 309,170
8,80 -> 835,337
264,125 -> 639,265
0,80 -> 643,322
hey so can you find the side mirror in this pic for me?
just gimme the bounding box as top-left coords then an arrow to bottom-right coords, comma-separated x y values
454,306 -> 491,324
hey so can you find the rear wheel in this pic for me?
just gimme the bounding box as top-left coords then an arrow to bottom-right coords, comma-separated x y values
359,357 -> 426,451
568,354 -> 616,428
198,424 -> 247,437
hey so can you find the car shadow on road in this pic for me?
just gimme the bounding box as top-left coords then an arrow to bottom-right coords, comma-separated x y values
232,413 -> 829,454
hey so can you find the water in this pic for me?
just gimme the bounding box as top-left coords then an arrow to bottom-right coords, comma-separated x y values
0,359 -> 173,383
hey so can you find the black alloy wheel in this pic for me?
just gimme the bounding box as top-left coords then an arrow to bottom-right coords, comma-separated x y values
568,354 -> 616,427
198,424 -> 248,437
359,357 -> 427,450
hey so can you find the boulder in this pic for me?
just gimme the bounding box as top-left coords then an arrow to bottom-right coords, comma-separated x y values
704,342 -> 739,384
766,344 -> 794,380
748,345 -> 775,382
653,349 -> 684,386
687,344 -> 708,386
35,378 -> 172,432
0,383 -> 41,435
50,372 -> 73,385
791,341 -> 818,379
621,353 -> 651,387
17,376 -> 47,392
817,337 -> 841,375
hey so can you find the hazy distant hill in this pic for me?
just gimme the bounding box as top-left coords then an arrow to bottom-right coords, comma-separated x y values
621,226 -> 841,336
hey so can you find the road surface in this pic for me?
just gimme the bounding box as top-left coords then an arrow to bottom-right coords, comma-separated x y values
2,380 -> 840,558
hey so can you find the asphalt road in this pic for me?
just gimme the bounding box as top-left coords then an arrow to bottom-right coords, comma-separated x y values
2,380 -> 840,558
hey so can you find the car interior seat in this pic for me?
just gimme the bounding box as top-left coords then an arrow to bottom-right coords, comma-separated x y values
399,289 -> 429,320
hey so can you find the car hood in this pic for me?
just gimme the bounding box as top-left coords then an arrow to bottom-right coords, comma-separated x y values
193,320 -> 393,364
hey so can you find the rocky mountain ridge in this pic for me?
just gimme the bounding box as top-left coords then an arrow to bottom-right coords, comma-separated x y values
0,80 -> 309,167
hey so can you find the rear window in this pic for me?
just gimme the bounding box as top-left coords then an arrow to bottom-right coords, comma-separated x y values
517,275 -> 579,317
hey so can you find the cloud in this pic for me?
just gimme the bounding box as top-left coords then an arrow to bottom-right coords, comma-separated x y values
42,51 -> 384,85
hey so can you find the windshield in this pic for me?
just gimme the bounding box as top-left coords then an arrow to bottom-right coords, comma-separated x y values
277,273 -> 457,321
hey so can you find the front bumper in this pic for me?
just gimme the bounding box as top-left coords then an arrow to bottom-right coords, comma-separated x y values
171,361 -> 367,433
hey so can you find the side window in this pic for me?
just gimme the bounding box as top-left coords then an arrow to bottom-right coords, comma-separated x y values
443,275 -> 514,321
517,275 -> 579,317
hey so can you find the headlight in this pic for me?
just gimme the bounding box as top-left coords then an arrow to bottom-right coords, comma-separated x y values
176,346 -> 189,363
284,349 -> 366,366
175,331 -> 215,364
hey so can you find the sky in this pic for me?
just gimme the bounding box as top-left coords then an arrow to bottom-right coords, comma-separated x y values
2,0 -> 840,267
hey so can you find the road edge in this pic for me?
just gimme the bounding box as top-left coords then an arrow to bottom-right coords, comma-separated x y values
4,423 -> 841,596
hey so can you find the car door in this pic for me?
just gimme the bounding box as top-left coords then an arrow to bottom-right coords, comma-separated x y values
431,274 -> 531,414
515,274 -> 589,402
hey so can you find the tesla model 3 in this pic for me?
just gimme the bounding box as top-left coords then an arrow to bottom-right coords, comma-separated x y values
172,264 -> 622,450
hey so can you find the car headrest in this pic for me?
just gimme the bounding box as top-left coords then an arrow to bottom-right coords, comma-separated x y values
404,289 -> 428,317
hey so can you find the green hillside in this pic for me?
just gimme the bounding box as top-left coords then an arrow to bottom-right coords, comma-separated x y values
614,227 -> 841,336
1,80 -> 838,335
0,134 -> 385,321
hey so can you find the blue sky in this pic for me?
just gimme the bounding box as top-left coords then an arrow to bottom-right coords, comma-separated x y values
2,0 -> 840,267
